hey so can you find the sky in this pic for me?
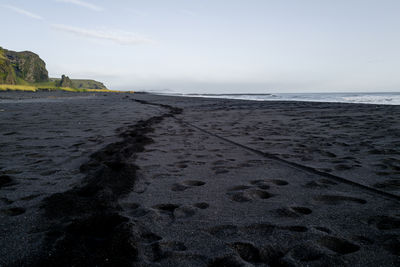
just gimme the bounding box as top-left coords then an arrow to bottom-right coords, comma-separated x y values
1,0 -> 400,93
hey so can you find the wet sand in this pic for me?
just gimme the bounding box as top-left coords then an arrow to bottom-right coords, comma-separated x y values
0,91 -> 399,266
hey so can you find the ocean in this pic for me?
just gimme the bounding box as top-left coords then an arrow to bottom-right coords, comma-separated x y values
163,92 -> 400,105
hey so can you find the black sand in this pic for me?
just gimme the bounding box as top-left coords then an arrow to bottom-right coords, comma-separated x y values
0,92 -> 399,266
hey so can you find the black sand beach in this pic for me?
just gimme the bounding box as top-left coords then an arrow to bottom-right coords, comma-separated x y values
0,91 -> 399,266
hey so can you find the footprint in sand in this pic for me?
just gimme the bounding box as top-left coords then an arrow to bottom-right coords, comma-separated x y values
247,189 -> 273,200
171,180 -> 205,191
227,185 -> 274,203
0,175 -> 15,188
318,236 -> 360,255
171,183 -> 189,192
152,203 -> 201,219
228,185 -> 252,191
3,131 -> 17,136
1,207 -> 26,216
273,206 -> 312,218
227,179 -> 284,202
227,179 -> 289,203
270,179 -> 289,186
194,202 -> 209,209
153,204 -> 180,214
373,179 -> 400,191
175,161 -> 190,169
229,192 -> 252,202
174,206 -> 197,218
368,215 -> 400,230
212,167 -> 230,175
249,180 -> 270,190
351,235 -> 374,245
125,203 -> 149,218
212,160 -> 228,166
209,224 -> 318,265
291,206 -> 312,215
285,244 -> 326,263
251,179 -> 288,187
183,180 -> 206,186
230,242 -> 261,263
304,179 -> 338,189
0,198 -> 13,205
313,195 -> 367,205
334,164 -> 353,171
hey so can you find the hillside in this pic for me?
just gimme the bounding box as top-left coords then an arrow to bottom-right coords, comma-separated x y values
0,47 -> 48,85
5,49 -> 49,83
0,46 -> 108,90
50,78 -> 107,89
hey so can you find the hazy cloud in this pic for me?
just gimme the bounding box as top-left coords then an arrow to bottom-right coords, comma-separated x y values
4,5 -> 43,20
52,24 -> 153,45
55,0 -> 104,12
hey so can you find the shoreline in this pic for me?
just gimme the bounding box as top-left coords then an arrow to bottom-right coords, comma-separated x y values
152,91 -> 400,106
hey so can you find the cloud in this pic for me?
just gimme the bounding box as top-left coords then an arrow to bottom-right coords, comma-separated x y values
3,5 -> 43,20
52,24 -> 153,45
55,0 -> 103,12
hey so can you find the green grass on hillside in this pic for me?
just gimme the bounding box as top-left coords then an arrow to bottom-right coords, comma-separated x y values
0,48 -> 6,62
16,77 -> 30,85
0,84 -> 133,93
32,80 -> 59,87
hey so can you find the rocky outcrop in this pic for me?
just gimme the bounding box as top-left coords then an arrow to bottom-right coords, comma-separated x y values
49,78 -> 108,89
72,79 -> 107,89
3,48 -> 49,83
58,75 -> 74,88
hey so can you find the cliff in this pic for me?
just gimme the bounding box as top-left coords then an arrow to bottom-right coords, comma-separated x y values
0,47 -> 49,84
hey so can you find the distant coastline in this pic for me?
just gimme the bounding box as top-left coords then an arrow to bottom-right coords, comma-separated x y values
158,92 -> 400,105
184,93 -> 273,96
